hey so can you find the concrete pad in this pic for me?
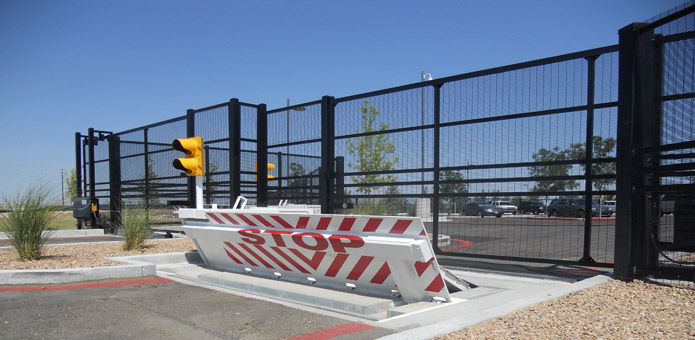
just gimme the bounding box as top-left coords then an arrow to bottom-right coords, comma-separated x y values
159,264 -> 402,320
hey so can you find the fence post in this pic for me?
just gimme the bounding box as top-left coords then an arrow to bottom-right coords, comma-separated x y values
580,55 -> 598,265
432,84 -> 442,251
320,96 -> 335,214
205,145 -> 211,204
87,127 -> 97,228
228,99 -> 241,202
257,104 -> 268,205
143,128 -> 149,208
615,22 -> 659,280
108,135 -> 121,230
74,132 -> 83,229
186,109 -> 196,207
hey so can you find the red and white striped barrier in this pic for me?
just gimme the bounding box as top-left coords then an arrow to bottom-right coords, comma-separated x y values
179,207 -> 454,303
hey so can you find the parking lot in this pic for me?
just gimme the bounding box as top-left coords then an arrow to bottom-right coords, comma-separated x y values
425,213 -> 617,264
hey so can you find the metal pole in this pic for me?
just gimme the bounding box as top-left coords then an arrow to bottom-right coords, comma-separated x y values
421,71 -> 425,195
87,128 -> 97,228
580,55 -> 598,265
257,104 -> 268,205
74,132 -> 83,230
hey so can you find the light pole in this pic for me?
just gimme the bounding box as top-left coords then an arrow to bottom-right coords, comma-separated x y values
61,169 -> 65,206
421,71 -> 432,195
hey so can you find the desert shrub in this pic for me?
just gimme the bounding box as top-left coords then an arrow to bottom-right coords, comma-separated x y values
0,185 -> 59,261
121,205 -> 150,251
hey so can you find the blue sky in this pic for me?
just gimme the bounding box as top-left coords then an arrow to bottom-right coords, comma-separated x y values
0,0 -> 685,199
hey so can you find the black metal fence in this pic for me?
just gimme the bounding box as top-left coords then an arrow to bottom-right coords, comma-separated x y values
77,4 -> 695,283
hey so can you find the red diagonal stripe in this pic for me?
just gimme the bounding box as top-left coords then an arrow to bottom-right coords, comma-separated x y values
253,215 -> 274,228
369,262 -> 391,284
236,214 -> 257,227
238,243 -> 274,269
296,216 -> 309,229
207,212 -> 225,224
389,219 -> 412,234
346,256 -> 374,281
420,230 -> 426,236
271,247 -> 309,273
414,257 -> 435,277
362,218 -> 383,232
425,274 -> 445,293
338,217 -> 356,231
224,248 -> 243,264
220,213 -> 240,225
316,217 -> 331,230
271,215 -> 294,228
289,249 -> 326,270
254,245 -> 292,271
325,253 -> 349,277
225,242 -> 257,267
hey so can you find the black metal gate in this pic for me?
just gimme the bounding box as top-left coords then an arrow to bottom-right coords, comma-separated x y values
615,4 -> 695,282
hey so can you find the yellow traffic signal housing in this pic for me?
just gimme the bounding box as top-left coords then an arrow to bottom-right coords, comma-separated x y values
255,162 -> 276,181
172,137 -> 205,176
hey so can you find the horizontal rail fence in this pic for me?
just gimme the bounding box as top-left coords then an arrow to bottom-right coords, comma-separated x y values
616,4 -> 695,283
76,3 -> 695,281
328,45 -> 619,266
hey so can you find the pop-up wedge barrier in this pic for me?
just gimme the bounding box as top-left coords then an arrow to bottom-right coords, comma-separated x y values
177,202 -> 473,304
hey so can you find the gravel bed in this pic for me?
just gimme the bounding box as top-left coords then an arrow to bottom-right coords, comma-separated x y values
436,279 -> 695,340
0,239 -> 196,270
1,239 -> 693,339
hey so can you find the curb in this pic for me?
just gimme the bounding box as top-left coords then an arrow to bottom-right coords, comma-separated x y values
0,264 -> 156,285
0,252 -> 199,285
0,229 -> 105,240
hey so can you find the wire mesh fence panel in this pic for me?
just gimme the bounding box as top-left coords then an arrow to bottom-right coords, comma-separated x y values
334,89 -> 432,217
267,102 -> 322,205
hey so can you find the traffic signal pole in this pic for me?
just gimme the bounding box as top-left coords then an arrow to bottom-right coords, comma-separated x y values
195,176 -> 204,209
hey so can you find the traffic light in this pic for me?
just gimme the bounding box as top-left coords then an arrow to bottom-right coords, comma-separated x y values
255,162 -> 276,181
172,137 -> 205,176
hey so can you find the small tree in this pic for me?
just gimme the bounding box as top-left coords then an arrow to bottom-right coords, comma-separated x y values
568,136 -> 617,205
65,168 -> 79,201
440,170 -> 469,215
530,146 -> 578,201
346,100 -> 398,195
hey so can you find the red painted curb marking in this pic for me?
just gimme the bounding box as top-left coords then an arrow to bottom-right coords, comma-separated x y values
0,277 -> 171,292
287,322 -> 376,340
440,238 -> 476,251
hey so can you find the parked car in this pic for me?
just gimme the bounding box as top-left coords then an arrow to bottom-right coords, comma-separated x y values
518,201 -> 545,215
463,202 -> 503,218
545,198 -> 613,217
603,201 -> 615,215
488,201 -> 518,214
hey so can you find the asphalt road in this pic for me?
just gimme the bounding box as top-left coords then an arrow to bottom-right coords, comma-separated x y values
425,213 -> 617,264
0,277 -> 394,340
